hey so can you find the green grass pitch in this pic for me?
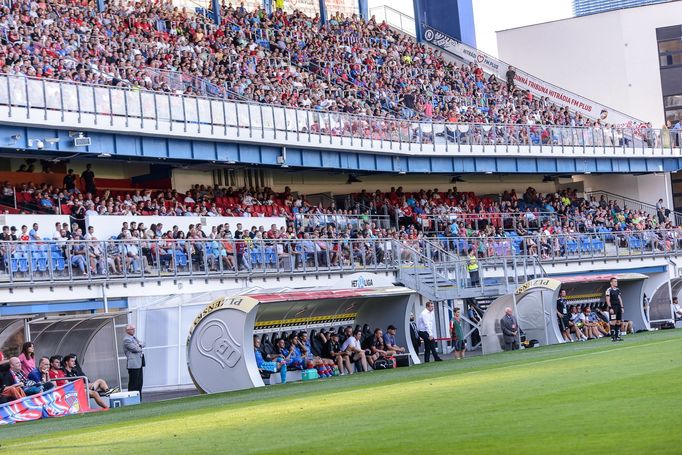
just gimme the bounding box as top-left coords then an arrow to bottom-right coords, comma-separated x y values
2,330 -> 682,454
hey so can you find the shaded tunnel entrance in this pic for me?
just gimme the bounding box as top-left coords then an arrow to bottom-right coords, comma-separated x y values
187,286 -> 417,394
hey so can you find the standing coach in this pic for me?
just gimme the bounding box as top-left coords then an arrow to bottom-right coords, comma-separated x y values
123,324 -> 145,397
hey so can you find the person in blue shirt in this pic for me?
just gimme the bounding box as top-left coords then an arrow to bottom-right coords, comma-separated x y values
27,356 -> 55,392
276,337 -> 304,370
254,336 -> 286,383
28,223 -> 41,241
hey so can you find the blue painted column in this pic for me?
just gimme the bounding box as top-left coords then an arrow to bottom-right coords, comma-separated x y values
412,0 -> 425,42
96,0 -> 105,12
212,0 -> 221,24
358,0 -> 368,19
319,0 -> 327,24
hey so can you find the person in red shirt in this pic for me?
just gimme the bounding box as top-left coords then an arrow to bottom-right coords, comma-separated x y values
48,356 -> 67,387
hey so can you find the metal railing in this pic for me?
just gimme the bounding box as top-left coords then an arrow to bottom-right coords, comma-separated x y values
293,213 -> 392,230
395,240 -> 545,300
587,190 -> 682,226
369,5 -> 416,36
0,237 -> 396,286
0,229 -> 679,287
407,212 -> 567,233
1,74 -> 679,158
423,228 -> 682,263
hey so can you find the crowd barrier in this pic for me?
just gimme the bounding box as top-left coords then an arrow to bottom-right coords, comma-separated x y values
0,378 -> 91,425
0,75 -> 679,158
0,228 -> 679,286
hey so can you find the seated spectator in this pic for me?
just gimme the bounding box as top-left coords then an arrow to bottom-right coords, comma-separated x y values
340,329 -> 369,372
367,328 -> 395,367
673,297 -> 682,320
322,331 -> 352,375
580,307 -> 604,339
568,306 -> 588,341
18,341 -> 36,376
48,355 -> 67,387
382,325 -> 406,355
61,354 -> 110,409
28,356 -> 55,392
2,357 -> 41,397
275,337 -> 304,370
253,335 -> 287,383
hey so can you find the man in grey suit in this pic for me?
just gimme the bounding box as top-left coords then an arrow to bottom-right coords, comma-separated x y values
123,324 -> 145,396
500,307 -> 520,351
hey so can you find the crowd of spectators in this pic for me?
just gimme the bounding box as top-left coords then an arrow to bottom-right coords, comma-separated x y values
254,323 -> 407,379
0,341 -> 118,407
0,0 -> 653,136
0,163 -> 677,278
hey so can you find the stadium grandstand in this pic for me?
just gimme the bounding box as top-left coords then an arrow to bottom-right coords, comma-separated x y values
0,1 -> 682,449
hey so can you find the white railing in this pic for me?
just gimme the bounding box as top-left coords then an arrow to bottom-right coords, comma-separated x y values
0,74 -> 680,159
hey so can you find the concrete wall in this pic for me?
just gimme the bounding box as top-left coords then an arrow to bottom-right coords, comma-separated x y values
172,169 -> 214,193
572,173 -> 672,208
497,1 -> 682,125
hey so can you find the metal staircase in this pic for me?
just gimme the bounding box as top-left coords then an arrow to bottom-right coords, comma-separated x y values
395,240 -> 545,302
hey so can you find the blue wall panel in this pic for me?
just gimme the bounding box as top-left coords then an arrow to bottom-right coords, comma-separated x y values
193,141 -> 215,161
215,142 -> 238,162
375,154 -> 393,172
537,158 -> 557,173
407,157 -> 430,173
260,146 -> 281,165
114,135 -> 140,156
2,126 -> 682,175
142,137 -> 168,158
321,151 -> 341,168
167,139 -> 191,159
301,149 -> 322,168
596,159 -> 612,173
358,154 -> 376,171
239,144 -> 262,163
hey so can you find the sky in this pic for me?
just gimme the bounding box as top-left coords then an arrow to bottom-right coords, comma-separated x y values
367,0 -> 573,57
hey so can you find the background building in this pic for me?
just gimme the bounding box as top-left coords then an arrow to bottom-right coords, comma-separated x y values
573,0 -> 673,16
497,0 -> 682,208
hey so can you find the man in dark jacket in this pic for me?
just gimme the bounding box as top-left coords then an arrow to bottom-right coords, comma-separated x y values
500,307 -> 520,351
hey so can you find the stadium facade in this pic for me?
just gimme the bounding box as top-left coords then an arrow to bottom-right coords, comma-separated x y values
0,0 -> 680,397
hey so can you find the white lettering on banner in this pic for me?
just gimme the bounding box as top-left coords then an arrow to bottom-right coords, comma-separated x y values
286,0 -> 318,17
423,26 -> 643,127
325,0 -> 358,16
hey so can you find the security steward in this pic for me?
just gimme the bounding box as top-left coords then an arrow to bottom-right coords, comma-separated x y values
467,249 -> 479,287
605,277 -> 624,342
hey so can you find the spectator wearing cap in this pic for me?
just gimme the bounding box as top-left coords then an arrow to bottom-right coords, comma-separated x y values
383,324 -> 406,355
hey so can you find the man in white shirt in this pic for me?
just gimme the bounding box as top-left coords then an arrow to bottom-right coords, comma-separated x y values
340,329 -> 369,372
51,222 -> 62,241
673,297 -> 682,321
417,301 -> 442,362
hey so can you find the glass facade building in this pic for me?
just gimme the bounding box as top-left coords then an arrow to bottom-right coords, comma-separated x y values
573,0 -> 671,16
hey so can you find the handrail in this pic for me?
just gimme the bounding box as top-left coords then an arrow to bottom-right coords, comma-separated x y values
369,6 -> 416,36
0,229 -> 678,288
1,73 -> 679,159
587,190 -> 682,225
